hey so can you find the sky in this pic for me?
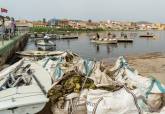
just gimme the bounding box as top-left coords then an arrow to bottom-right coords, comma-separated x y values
0,0 -> 165,23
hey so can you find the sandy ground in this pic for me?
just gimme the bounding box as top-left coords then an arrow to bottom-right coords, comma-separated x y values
102,52 -> 165,84
127,52 -> 165,84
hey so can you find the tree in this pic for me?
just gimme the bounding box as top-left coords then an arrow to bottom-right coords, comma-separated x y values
88,19 -> 92,23
43,18 -> 46,23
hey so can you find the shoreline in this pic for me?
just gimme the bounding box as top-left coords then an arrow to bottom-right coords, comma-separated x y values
102,52 -> 165,84
127,52 -> 165,84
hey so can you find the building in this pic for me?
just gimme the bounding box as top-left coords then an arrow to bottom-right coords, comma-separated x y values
32,21 -> 48,27
16,20 -> 33,32
48,18 -> 59,26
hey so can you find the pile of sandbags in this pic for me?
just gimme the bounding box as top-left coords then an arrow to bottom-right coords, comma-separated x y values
40,52 -> 165,114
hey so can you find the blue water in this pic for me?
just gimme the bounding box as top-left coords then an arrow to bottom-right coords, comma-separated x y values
24,31 -> 165,60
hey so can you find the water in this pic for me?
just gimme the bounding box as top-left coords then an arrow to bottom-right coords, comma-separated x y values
24,31 -> 165,60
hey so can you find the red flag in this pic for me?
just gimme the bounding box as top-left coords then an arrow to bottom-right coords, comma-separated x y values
1,8 -> 8,13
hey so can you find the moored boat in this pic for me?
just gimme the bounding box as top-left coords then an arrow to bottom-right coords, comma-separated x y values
139,32 -> 155,38
117,38 -> 133,42
0,59 -> 52,114
36,40 -> 56,51
59,35 -> 78,39
91,38 -> 117,44
16,50 -> 65,58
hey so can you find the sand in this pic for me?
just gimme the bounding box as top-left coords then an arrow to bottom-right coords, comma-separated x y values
101,52 -> 165,84
127,52 -> 165,84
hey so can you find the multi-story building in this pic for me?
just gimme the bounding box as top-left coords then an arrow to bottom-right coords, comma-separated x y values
32,21 -> 48,27
16,20 -> 33,32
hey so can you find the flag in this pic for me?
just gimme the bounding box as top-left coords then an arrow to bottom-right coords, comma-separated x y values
1,8 -> 8,13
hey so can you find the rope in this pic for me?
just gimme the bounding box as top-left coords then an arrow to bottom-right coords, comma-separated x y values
146,77 -> 165,98
92,97 -> 103,114
113,64 -> 142,114
123,85 -> 142,114
73,60 -> 96,113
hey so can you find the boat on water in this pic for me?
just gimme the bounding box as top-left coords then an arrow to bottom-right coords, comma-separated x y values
91,38 -> 118,44
0,59 -> 52,114
117,32 -> 133,42
36,40 -> 56,51
117,38 -> 133,42
139,32 -> 155,38
16,50 -> 65,58
59,35 -> 78,40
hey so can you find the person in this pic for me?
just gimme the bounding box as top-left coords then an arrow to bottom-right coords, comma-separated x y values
147,32 -> 149,35
121,32 -> 124,37
0,18 -> 5,44
96,33 -> 100,40
124,34 -> 128,39
44,34 -> 50,43
11,18 -> 16,36
107,32 -> 111,39
4,18 -> 12,38
112,34 -> 116,38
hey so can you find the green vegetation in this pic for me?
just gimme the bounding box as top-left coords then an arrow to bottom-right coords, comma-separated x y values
30,26 -> 105,33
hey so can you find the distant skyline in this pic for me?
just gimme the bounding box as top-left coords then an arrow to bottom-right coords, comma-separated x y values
0,0 -> 165,23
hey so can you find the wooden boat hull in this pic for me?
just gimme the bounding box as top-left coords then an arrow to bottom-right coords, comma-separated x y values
59,36 -> 78,39
139,35 -> 154,37
16,51 -> 65,57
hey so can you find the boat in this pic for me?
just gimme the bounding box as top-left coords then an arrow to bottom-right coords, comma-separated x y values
91,38 -> 117,44
36,40 -> 56,51
59,35 -> 78,40
117,38 -> 133,42
16,50 -> 65,58
0,59 -> 52,114
139,33 -> 155,38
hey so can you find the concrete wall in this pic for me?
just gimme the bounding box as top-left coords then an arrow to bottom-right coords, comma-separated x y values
0,34 -> 29,66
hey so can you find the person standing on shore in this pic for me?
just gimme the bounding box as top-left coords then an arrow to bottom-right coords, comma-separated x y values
0,17 -> 5,45
96,33 -> 100,40
11,18 -> 16,36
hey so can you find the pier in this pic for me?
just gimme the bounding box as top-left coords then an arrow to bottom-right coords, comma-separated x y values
0,33 -> 29,66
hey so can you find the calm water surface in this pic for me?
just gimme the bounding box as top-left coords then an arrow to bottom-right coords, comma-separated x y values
24,31 -> 165,60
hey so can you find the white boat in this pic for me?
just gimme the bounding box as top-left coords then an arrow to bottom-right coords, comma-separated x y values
0,59 -> 52,114
16,50 -> 65,58
37,40 -> 56,51
91,38 -> 117,44
139,33 -> 156,38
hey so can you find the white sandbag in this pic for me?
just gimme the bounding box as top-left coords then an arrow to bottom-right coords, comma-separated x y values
111,56 -> 165,113
51,91 -> 88,114
143,106 -> 165,114
87,88 -> 139,114
89,62 -> 114,86
76,59 -> 95,76
147,94 -> 164,112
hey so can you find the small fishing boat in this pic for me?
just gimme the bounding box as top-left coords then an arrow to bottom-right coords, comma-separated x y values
59,35 -> 78,40
139,33 -> 155,38
36,40 -> 56,51
16,50 -> 65,58
0,59 -> 52,114
91,38 -> 117,44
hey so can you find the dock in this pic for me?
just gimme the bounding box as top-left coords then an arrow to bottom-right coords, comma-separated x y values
117,38 -> 133,42
59,36 -> 78,39
33,36 -> 78,42
29,33 -> 78,40
0,33 -> 29,66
